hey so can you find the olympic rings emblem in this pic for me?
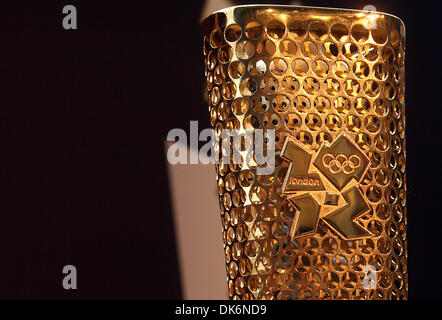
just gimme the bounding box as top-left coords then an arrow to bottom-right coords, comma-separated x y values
322,153 -> 362,175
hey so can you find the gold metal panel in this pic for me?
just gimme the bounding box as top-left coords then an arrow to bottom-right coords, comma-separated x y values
202,5 -> 406,300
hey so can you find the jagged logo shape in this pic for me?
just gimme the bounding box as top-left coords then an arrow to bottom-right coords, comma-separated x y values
281,133 -> 372,240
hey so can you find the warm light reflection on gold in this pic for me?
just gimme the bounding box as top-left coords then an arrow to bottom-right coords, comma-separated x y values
202,5 -> 406,300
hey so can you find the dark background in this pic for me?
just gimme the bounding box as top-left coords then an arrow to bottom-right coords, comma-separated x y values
0,0 -> 440,299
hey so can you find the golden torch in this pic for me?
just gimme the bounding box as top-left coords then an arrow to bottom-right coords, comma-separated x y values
201,5 -> 406,300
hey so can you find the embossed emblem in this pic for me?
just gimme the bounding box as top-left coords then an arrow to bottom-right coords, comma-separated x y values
281,133 -> 372,240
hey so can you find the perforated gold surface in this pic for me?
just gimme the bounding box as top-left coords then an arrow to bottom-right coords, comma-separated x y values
202,5 -> 406,300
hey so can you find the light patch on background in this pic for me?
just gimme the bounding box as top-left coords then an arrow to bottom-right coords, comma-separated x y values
200,0 -> 233,22
166,141 -> 228,299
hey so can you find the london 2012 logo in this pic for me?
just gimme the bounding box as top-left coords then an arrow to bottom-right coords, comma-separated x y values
281,132 -> 373,240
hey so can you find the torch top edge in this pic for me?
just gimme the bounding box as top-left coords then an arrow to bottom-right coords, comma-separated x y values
201,4 -> 405,33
